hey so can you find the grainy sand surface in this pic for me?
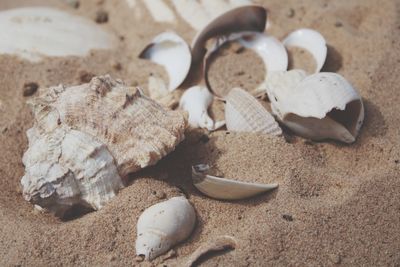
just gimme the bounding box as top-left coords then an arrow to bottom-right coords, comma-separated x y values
0,0 -> 399,266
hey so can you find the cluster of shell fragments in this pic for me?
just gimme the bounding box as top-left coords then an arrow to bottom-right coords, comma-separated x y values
21,75 -> 187,217
16,2 -> 367,264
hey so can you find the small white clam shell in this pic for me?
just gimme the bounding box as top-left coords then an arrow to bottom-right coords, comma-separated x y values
0,7 -> 116,62
136,196 -> 196,261
179,86 -> 225,131
266,71 -> 364,143
192,164 -> 278,200
139,32 -> 191,91
283,28 -> 327,73
225,88 -> 282,135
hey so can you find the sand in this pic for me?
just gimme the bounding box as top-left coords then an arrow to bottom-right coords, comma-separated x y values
1,0 -> 399,266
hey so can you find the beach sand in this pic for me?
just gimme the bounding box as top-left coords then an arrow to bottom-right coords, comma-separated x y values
0,0 -> 399,266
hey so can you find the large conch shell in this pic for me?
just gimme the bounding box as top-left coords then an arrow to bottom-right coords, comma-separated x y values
136,196 -> 196,261
225,88 -> 282,135
179,85 -> 225,131
192,164 -> 278,200
139,32 -> 191,91
21,75 -> 187,217
266,70 -> 364,143
0,7 -> 116,62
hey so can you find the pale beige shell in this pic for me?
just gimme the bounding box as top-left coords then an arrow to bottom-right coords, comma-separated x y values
21,75 -> 187,217
225,88 -> 282,135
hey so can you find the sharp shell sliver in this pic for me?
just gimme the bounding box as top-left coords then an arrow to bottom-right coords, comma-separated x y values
192,164 -> 278,200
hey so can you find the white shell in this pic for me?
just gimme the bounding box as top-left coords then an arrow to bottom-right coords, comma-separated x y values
139,32 -> 191,91
179,86 -> 225,131
225,88 -> 282,135
192,164 -> 278,200
0,7 -> 116,62
238,33 -> 288,72
141,0 -> 176,23
21,128 -> 124,217
136,196 -> 196,261
266,71 -> 364,143
283,28 -> 327,73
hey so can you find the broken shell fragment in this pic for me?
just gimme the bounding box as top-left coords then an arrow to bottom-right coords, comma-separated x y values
225,88 -> 282,135
283,28 -> 327,73
192,164 -> 278,200
179,86 -> 225,131
185,236 -> 237,267
21,75 -> 187,217
266,71 -> 364,143
184,6 -> 267,88
225,87 -> 282,135
0,7 -> 116,62
139,32 -> 191,91
136,196 -> 196,261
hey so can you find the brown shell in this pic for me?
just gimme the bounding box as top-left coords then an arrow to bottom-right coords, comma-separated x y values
31,75 -> 187,177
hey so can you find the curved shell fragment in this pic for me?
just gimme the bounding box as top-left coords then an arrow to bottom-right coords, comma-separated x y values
0,7 -> 116,62
266,71 -> 364,143
283,28 -> 327,73
225,88 -> 282,135
192,164 -> 278,200
136,196 -> 196,261
139,32 -> 191,91
179,86 -> 225,131
184,6 -> 267,88
185,236 -> 237,267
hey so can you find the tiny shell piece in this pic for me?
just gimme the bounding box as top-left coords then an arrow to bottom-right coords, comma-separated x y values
179,86 -> 225,131
225,88 -> 282,135
139,32 -> 191,91
136,196 -> 196,261
192,164 -> 278,200
266,71 -> 364,143
21,75 -> 187,217
283,28 -> 327,73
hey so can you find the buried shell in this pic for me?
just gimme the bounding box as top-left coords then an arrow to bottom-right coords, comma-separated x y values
225,88 -> 282,135
179,85 -> 225,131
0,7 -> 116,62
21,75 -> 187,217
266,70 -> 364,143
139,32 -> 191,91
192,164 -> 278,200
136,196 -> 196,261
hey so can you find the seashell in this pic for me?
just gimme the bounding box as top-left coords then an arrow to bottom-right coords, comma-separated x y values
147,75 -> 179,108
179,86 -> 225,131
192,164 -> 278,200
283,28 -> 327,73
184,6 -> 267,88
21,128 -> 124,217
136,196 -> 196,261
139,32 -> 191,91
266,71 -> 364,143
184,235 -> 237,267
225,88 -> 282,135
21,75 -> 187,217
0,7 -> 116,62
